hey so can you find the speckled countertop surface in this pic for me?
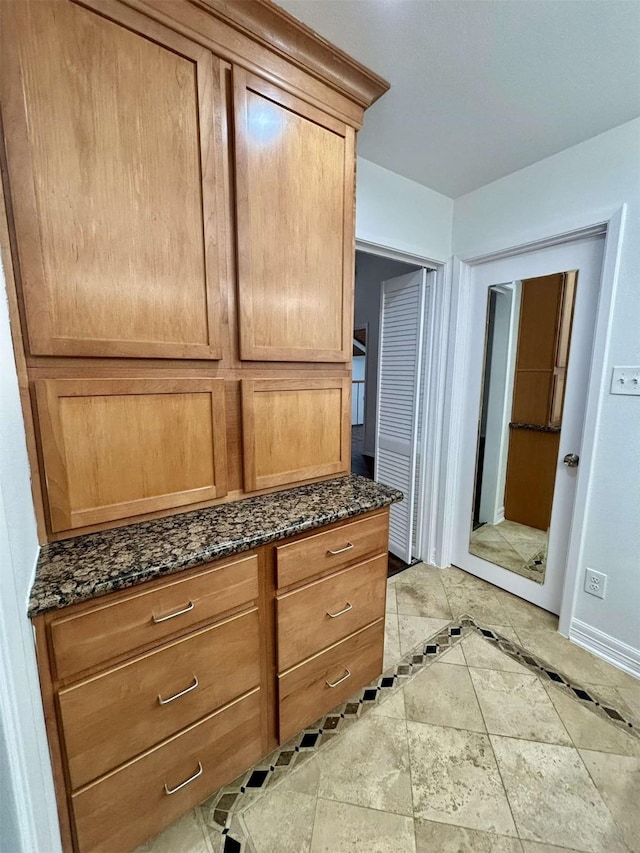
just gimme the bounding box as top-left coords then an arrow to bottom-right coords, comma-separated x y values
29,475 -> 403,617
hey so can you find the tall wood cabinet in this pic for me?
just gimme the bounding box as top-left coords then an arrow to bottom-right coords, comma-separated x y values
0,0 -> 388,542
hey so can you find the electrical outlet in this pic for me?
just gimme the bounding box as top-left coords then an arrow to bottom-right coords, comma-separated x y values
584,569 -> 607,599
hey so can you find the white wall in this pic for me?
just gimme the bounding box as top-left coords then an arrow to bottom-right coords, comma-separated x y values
0,263 -> 61,853
453,118 -> 640,653
356,157 -> 453,261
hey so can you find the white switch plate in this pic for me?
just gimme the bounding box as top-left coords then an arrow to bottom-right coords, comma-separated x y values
611,366 -> 640,396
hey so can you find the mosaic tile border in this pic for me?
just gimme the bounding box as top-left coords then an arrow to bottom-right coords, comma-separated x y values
199,614 -> 639,853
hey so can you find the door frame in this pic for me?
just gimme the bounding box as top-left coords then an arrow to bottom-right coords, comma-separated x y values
438,206 -> 626,636
355,239 -> 447,566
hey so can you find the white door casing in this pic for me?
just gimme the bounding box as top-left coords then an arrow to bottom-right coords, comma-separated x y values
452,235 -> 605,613
375,269 -> 429,563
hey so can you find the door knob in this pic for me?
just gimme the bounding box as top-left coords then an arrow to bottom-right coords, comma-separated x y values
563,453 -> 579,468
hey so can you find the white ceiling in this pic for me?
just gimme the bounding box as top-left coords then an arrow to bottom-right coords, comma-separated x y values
276,0 -> 640,197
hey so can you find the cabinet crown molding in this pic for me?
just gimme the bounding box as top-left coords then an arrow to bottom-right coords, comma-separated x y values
192,0 -> 390,109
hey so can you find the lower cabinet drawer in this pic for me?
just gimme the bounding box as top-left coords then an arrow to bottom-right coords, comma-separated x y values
60,609 -> 260,790
72,689 -> 263,853
277,554 -> 387,671
278,619 -> 384,743
50,553 -> 259,682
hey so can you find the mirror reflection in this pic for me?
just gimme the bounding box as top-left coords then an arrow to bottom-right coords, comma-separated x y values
469,271 -> 577,583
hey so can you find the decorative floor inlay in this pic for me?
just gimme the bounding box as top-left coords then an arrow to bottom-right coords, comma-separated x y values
199,615 -> 639,852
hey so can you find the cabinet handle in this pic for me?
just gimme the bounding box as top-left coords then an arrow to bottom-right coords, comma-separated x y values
327,542 -> 354,556
151,600 -> 195,624
326,602 -> 353,618
158,675 -> 199,706
164,762 -> 203,795
326,668 -> 351,688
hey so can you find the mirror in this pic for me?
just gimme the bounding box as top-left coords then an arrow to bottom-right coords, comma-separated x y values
469,270 -> 577,583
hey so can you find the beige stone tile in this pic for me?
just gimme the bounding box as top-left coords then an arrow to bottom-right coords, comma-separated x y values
520,844 -> 579,853
243,788 -> 316,853
469,668 -> 571,745
490,735 -> 627,852
315,713 -> 413,816
383,611 -> 401,670
414,820 -> 524,852
579,749 -> 640,853
445,587 -> 511,625
395,573 -> 452,619
616,682 -> 640,722
369,687 -> 406,719
438,643 -> 466,666
398,615 -> 450,656
461,633 -> 530,674
404,661 -> 486,732
516,629 -> 632,689
137,810 -> 212,853
407,721 -> 517,836
440,566 -> 494,592
486,625 -> 522,645
386,583 -> 397,614
276,757 -> 320,797
491,591 -> 557,633
310,799 -> 416,853
544,683 -> 640,756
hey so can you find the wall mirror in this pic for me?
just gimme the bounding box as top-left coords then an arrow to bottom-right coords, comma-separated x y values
469,270 -> 577,584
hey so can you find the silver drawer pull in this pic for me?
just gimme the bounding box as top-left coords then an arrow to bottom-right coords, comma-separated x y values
327,542 -> 354,556
158,675 -> 199,706
152,600 -> 195,624
326,668 -> 351,688
326,602 -> 353,618
164,762 -> 203,795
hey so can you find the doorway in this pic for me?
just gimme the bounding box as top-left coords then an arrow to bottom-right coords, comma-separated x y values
352,249 -> 435,565
452,235 -> 605,614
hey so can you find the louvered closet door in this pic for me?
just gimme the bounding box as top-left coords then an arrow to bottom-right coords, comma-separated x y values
375,270 -> 428,563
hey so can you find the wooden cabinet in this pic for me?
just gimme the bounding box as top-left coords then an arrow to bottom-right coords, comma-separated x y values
242,377 -> 351,491
234,70 -> 355,362
1,0 -> 388,541
35,378 -> 228,531
1,0 -> 225,359
34,509 -> 390,852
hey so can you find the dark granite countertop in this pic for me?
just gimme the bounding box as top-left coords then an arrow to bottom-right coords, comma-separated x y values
28,475 -> 403,617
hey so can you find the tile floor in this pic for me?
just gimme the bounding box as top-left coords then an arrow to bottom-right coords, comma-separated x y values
139,564 -> 640,853
469,520 -> 547,583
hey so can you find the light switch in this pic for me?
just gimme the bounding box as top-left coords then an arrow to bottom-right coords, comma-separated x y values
610,366 -> 640,396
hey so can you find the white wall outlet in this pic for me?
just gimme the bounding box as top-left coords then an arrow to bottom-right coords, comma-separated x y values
584,569 -> 607,599
610,366 -> 640,396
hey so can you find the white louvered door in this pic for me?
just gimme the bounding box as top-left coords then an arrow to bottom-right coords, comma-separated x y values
375,269 -> 429,563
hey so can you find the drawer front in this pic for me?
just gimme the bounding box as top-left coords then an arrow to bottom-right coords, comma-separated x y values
276,510 -> 389,589
60,609 -> 260,790
50,554 -> 259,681
72,689 -> 263,853
277,554 -> 387,672
278,619 -> 384,744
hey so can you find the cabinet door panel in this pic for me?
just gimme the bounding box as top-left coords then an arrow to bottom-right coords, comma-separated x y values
1,0 -> 224,358
242,378 -> 350,491
35,379 -> 227,531
234,70 -> 354,362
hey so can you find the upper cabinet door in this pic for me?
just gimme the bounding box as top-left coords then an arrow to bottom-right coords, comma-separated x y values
234,70 -> 355,362
1,0 -> 224,359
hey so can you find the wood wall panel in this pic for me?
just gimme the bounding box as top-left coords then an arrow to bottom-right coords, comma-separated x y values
242,377 -> 350,491
35,378 -> 228,531
1,0 -> 224,358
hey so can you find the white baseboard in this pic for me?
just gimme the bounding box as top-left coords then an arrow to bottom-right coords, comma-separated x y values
569,619 -> 640,680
